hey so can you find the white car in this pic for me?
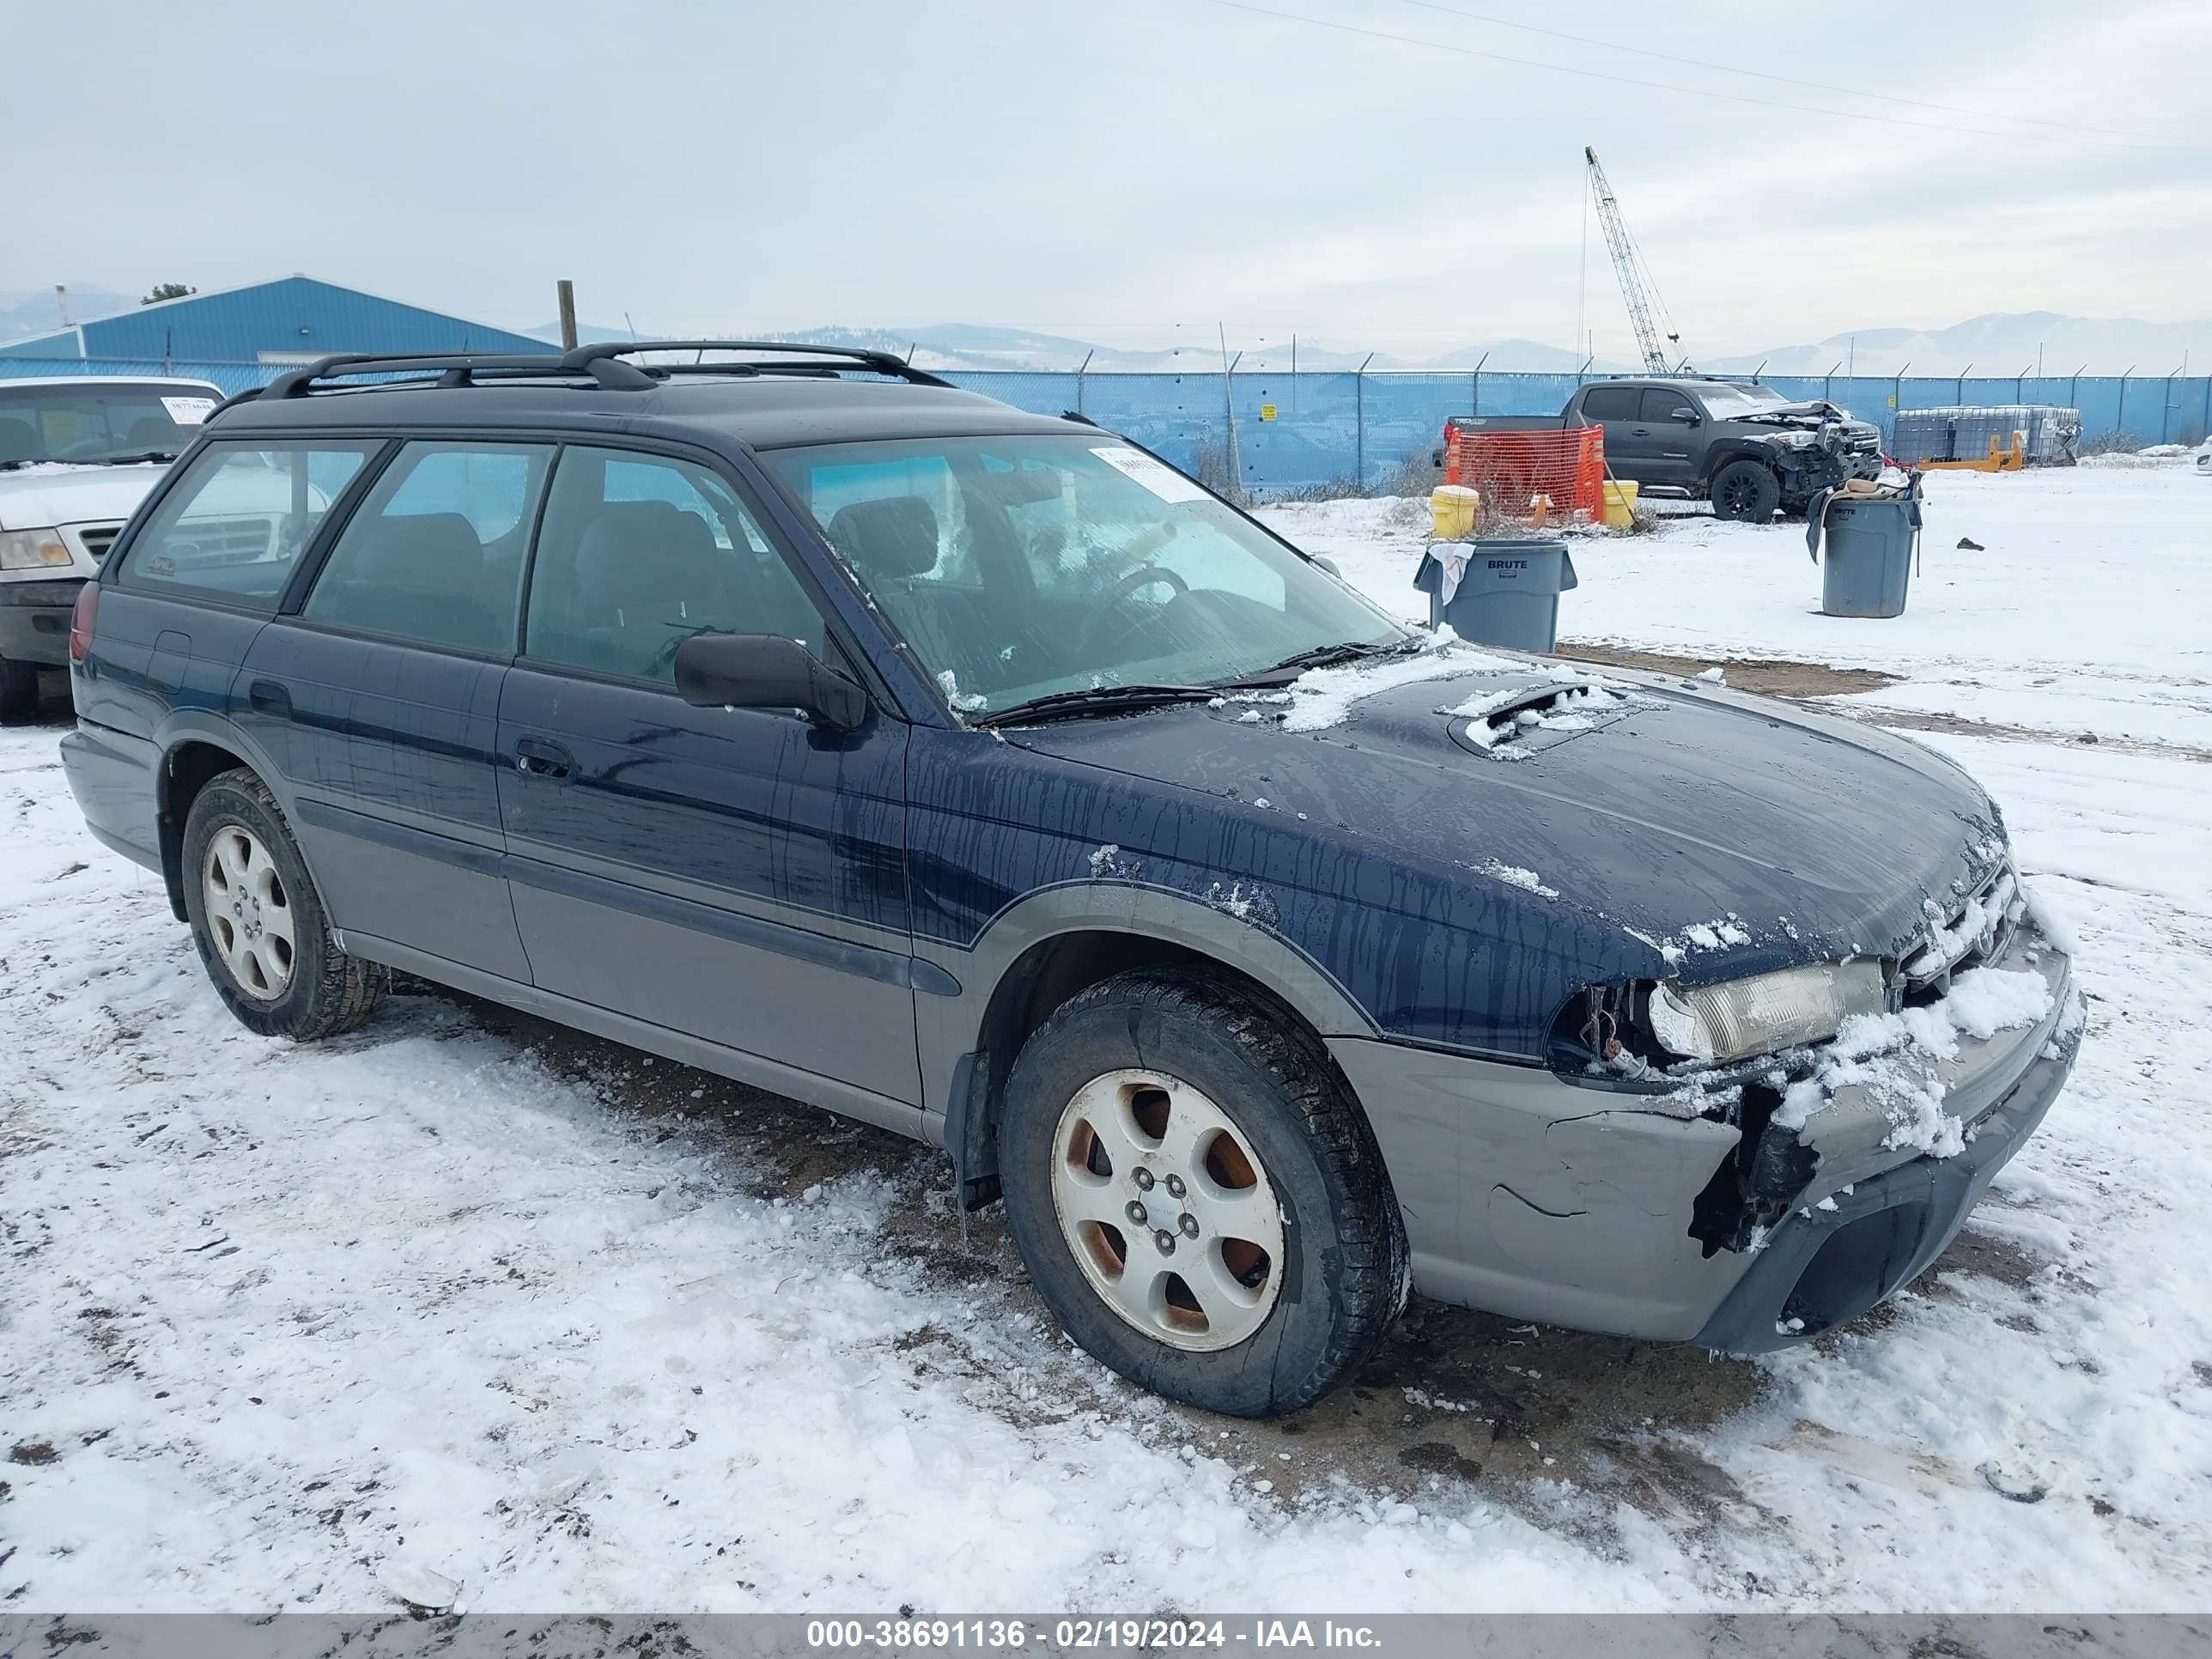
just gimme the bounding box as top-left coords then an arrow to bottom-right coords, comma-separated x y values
0,376 -> 227,720
2196,438 -> 2211,477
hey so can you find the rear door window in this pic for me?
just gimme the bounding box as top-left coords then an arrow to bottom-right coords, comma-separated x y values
301,441 -> 555,655
118,441 -> 378,608
1578,386 -> 1640,422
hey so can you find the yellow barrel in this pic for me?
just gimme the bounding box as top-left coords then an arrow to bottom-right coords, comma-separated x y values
1601,478 -> 1639,527
1431,484 -> 1480,540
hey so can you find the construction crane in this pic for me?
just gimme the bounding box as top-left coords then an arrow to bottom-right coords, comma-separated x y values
1583,146 -> 1683,374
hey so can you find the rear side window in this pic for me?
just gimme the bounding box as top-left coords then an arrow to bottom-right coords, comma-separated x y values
1579,386 -> 1639,422
524,447 -> 825,684
302,441 -> 554,655
120,441 -> 376,607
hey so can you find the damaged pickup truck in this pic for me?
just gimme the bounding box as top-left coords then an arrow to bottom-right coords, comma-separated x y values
1449,376 -> 1887,520
64,353 -> 2075,1419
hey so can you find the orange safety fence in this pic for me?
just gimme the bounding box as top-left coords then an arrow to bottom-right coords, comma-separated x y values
1443,422 -> 1606,522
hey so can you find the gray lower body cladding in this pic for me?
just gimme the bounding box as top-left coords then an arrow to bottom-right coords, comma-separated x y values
1329,927 -> 2077,1347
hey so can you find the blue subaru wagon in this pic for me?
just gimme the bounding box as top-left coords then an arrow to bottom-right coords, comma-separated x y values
59,343 -> 2080,1415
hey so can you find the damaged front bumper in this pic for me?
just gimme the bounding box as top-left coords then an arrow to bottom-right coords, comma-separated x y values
1328,926 -> 2079,1348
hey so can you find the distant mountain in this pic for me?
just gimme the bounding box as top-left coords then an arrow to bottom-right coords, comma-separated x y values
1704,313 -> 2212,379
524,320 -> 645,347
0,285 -> 137,345
1419,338 -> 1638,374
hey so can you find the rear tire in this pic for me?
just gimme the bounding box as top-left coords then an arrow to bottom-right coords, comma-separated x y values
0,655 -> 40,724
999,969 -> 1407,1417
181,768 -> 388,1040
1710,459 -> 1782,523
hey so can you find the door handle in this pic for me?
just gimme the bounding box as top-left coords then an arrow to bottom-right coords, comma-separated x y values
514,736 -> 575,781
247,678 -> 292,718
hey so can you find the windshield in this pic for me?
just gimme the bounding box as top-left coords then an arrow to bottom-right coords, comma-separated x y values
0,380 -> 218,468
1694,384 -> 1791,418
762,434 -> 1408,716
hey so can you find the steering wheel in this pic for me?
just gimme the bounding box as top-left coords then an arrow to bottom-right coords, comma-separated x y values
1074,563 -> 1188,663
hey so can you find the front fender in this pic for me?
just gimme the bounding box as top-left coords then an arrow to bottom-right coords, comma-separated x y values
914,879 -> 1380,1130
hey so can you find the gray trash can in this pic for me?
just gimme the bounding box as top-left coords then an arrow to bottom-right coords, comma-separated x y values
1817,496 -> 1921,619
1413,538 -> 1578,653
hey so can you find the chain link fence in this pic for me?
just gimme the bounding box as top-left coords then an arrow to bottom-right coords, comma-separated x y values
6,353 -> 2205,500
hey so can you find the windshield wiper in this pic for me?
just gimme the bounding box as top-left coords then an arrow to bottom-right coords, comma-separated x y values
973,684 -> 1218,727
87,450 -> 180,465
1220,635 -> 1421,686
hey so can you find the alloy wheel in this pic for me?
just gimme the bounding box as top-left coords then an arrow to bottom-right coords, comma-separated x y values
1048,1068 -> 1286,1352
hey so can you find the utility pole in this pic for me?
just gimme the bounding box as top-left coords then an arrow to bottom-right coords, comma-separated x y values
556,280 -> 578,351
1218,325 -> 1243,502
54,285 -> 72,328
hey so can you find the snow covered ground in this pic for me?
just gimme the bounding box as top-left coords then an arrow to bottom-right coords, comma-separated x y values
4,460 -> 2210,1617
1273,460 -> 2212,754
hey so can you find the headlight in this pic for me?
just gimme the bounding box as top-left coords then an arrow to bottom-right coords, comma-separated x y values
0,528 -> 74,571
1776,430 -> 1818,448
1647,959 -> 1885,1065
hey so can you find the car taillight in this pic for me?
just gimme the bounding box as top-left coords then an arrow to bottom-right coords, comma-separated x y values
69,581 -> 100,664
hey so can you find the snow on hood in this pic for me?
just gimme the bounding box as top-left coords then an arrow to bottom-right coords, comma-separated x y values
0,460 -> 170,532
1274,629 -> 1531,732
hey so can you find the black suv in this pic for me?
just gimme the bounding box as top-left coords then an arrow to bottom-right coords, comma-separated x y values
58,343 -> 2075,1415
1452,378 -> 1886,520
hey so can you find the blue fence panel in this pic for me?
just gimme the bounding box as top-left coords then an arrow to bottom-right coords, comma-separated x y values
5,355 -> 2206,484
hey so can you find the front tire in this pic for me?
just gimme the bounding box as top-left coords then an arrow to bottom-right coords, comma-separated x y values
1710,459 -> 1782,523
181,768 -> 388,1040
1000,970 -> 1407,1417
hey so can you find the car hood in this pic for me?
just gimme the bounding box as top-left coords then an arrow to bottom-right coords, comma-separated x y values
0,461 -> 168,532
1006,654 -> 2006,988
1736,401 -> 1875,432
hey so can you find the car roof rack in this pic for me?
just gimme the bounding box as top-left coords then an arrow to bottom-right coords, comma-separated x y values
560,340 -> 955,388
257,351 -> 646,400
237,341 -> 955,409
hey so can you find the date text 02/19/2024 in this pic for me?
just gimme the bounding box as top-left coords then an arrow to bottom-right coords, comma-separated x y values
801,1618 -> 1384,1650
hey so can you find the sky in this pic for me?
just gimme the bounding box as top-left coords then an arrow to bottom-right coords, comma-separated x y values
6,0 -> 2206,363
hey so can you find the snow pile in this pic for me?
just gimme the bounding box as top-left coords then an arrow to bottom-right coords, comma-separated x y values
936,669 -> 988,714
1905,867 -> 2021,980
1087,842 -> 1140,878
1277,630 -> 1521,733
1774,965 -> 2057,1156
1472,860 -> 1559,901
1446,680 -> 1628,761
1626,916 -> 1752,968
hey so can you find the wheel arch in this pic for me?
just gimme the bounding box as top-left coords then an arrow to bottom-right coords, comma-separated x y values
928,884 -> 1378,1207
153,714 -> 290,923
1701,443 -> 1780,487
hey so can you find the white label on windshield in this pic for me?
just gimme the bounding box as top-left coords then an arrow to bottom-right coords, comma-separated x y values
1091,445 -> 1207,503
161,396 -> 216,426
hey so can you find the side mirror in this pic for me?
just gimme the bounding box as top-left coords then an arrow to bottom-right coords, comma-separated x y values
1670,407 -> 1701,426
672,633 -> 867,731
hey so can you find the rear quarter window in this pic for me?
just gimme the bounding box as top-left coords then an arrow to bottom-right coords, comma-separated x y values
118,440 -> 378,608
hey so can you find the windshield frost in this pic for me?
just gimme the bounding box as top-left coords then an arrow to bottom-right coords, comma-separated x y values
763,434 -> 1407,715
0,381 -> 216,467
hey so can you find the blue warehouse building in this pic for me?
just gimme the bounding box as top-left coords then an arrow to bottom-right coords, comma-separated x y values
0,276 -> 551,393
